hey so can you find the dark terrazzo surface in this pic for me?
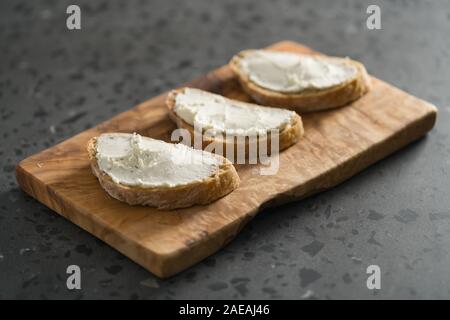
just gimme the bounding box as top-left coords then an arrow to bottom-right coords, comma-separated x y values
1,0 -> 450,299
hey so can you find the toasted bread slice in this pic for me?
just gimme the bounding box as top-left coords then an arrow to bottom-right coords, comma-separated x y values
229,49 -> 371,113
87,133 -> 239,210
166,88 -> 304,161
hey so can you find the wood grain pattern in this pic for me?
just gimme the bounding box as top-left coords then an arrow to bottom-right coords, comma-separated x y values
15,41 -> 437,278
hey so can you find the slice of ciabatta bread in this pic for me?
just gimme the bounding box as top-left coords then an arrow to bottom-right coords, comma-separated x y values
87,133 -> 239,210
229,49 -> 371,113
166,88 -> 304,160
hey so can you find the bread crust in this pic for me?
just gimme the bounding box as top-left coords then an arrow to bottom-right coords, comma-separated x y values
229,50 -> 371,113
166,88 -> 304,161
87,137 -> 240,210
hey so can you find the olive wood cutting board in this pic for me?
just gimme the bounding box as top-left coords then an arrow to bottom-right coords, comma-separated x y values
16,41 -> 437,278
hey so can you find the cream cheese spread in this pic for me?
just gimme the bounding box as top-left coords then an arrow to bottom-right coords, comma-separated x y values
239,50 -> 357,93
96,133 -> 221,188
173,88 -> 296,136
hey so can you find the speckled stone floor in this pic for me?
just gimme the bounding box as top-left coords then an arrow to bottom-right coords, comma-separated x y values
1,0 -> 450,299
